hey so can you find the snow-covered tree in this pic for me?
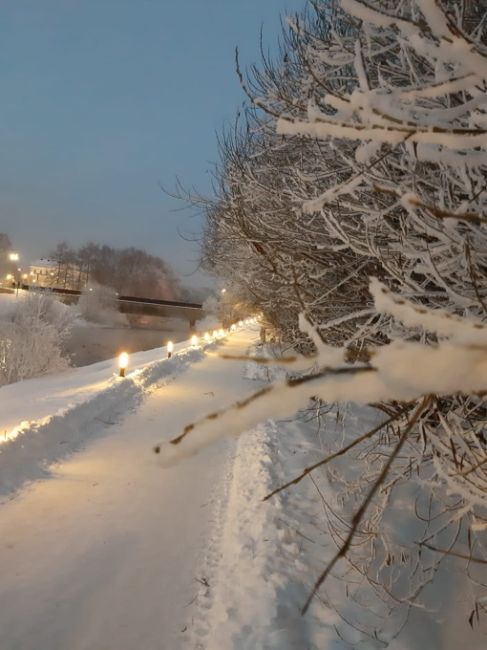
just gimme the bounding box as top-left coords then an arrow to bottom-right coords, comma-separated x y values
0,292 -> 74,385
172,0 -> 487,638
77,283 -> 128,326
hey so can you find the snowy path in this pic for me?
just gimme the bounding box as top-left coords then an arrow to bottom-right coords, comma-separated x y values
0,330 -> 257,650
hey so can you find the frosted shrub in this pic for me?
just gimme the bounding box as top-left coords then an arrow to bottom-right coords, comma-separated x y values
0,292 -> 74,385
174,0 -> 487,636
77,284 -> 127,326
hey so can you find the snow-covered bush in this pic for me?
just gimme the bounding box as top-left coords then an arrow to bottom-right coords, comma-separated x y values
197,290 -> 249,332
173,0 -> 487,637
0,292 -> 75,385
77,284 -> 127,326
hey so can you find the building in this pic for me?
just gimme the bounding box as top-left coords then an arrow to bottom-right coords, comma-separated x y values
28,259 -> 58,287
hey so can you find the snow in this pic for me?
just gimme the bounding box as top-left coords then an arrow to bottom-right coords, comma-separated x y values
0,325 -> 486,648
0,337 -> 214,497
0,327 -> 257,650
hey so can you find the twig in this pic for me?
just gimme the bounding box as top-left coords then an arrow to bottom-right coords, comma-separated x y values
301,396 -> 432,615
419,542 -> 487,566
264,405 -> 412,502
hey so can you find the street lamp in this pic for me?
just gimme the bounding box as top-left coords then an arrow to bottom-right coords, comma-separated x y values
7,253 -> 21,295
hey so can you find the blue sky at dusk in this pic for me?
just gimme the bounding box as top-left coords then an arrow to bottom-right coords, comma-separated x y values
0,0 -> 304,287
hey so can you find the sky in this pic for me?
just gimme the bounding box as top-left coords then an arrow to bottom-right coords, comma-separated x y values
0,0 -> 304,288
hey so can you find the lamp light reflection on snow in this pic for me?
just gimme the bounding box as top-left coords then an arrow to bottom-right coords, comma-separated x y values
167,341 -> 174,358
118,352 -> 129,378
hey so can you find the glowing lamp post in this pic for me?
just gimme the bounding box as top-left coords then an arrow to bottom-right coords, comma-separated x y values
118,352 -> 129,378
191,334 -> 198,347
167,341 -> 174,359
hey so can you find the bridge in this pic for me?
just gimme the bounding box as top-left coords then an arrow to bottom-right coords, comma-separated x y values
21,285 -> 205,327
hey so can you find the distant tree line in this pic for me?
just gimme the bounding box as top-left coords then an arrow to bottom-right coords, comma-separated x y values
49,241 -> 182,300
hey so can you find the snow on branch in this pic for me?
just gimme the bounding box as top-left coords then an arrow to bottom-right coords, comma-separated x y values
371,277 -> 487,344
155,281 -> 487,466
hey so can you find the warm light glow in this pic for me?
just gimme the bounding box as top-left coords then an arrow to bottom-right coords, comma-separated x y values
8,252 -> 19,262
212,330 -> 218,338
6,273 -> 13,280
118,352 -> 129,370
221,288 -> 226,294
219,328 -> 225,337
191,334 -> 198,346
167,340 -> 174,355
22,273 -> 28,279
204,332 -> 210,342
238,320 -> 243,327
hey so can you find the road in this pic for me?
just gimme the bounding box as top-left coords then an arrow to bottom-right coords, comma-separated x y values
0,330 -> 256,650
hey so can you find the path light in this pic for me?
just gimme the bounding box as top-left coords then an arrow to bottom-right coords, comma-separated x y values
167,341 -> 174,359
230,324 -> 236,332
238,320 -> 243,327
204,332 -> 210,342
212,329 -> 218,338
191,334 -> 198,347
118,352 -> 129,378
219,328 -> 225,338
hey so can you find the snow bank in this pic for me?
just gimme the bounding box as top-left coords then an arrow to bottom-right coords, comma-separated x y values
0,338 -> 216,498
194,405 -> 486,649
198,421 -> 337,650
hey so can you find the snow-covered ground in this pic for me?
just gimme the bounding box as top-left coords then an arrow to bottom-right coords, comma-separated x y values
1,324 -> 485,649
0,327 -> 258,649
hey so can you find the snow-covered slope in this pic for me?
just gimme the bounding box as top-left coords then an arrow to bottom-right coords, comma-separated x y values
0,338 -> 211,497
0,328 -> 260,650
